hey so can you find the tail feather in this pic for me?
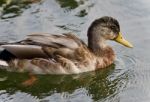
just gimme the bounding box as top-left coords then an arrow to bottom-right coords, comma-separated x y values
0,60 -> 8,66
0,42 -> 8,45
0,49 -> 16,61
0,44 -> 16,67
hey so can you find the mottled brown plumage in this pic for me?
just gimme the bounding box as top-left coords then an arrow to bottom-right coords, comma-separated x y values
0,16 -> 133,74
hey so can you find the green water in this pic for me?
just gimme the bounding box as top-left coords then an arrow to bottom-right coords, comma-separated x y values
0,0 -> 150,102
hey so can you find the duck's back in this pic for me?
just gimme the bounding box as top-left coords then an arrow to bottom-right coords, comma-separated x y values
0,33 -> 87,59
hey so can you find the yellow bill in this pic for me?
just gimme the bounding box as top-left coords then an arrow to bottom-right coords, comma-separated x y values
114,32 -> 133,48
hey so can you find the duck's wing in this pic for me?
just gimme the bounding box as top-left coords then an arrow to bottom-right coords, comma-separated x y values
23,33 -> 86,49
0,45 -> 48,58
0,33 -> 87,59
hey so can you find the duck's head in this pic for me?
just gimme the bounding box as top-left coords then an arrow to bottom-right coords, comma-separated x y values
88,16 -> 133,49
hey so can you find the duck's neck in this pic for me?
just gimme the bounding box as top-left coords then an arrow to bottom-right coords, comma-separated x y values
88,32 -> 115,68
88,35 -> 105,56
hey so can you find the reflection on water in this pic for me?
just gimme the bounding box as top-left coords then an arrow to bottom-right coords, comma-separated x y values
0,64 -> 129,101
0,0 -> 88,19
0,0 -> 42,19
56,0 -> 78,9
0,0 -> 150,102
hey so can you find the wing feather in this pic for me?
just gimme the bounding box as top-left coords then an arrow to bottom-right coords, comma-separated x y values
0,33 -> 87,59
1,45 -> 48,59
24,33 -> 82,49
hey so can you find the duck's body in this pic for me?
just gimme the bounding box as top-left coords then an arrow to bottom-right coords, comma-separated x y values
0,33 -> 114,74
0,16 -> 133,74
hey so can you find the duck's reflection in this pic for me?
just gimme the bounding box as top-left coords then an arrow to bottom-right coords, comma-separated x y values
0,64 -> 129,101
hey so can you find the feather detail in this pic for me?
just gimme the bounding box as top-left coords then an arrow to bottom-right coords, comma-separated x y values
0,60 -> 8,66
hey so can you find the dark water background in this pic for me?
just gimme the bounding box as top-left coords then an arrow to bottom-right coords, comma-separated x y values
0,0 -> 150,102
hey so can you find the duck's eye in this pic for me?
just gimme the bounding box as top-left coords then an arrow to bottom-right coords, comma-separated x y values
110,26 -> 116,29
110,26 -> 119,33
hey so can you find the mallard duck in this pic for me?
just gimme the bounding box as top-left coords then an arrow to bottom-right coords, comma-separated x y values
0,16 -> 133,75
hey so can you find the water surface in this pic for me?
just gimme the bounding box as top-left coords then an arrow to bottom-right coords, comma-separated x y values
0,0 -> 150,102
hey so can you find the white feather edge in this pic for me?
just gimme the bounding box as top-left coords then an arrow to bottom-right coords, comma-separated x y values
0,60 -> 9,66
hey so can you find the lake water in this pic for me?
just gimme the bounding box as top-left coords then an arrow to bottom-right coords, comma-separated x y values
0,0 -> 150,102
